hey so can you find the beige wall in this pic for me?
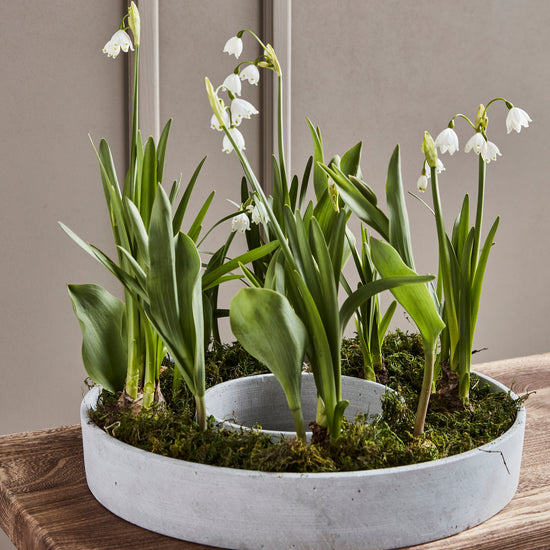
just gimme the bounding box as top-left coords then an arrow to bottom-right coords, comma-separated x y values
0,2 -> 548,546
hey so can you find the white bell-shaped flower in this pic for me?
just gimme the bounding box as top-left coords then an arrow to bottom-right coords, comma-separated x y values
221,73 -> 242,97
424,159 -> 445,176
210,110 -> 231,131
231,212 -> 250,233
230,99 -> 259,126
103,29 -> 134,58
464,133 -> 486,155
239,65 -> 260,85
434,128 -> 459,155
506,107 -> 532,134
223,36 -> 243,59
481,140 -> 502,163
417,175 -> 428,192
222,128 -> 246,154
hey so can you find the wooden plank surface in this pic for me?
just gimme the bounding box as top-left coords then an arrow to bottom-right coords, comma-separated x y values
0,353 -> 549,550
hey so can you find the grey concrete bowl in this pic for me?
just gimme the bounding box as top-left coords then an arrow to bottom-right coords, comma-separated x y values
81,372 -> 525,550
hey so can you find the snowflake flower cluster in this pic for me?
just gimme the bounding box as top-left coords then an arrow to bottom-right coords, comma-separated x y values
418,104 -> 531,192
230,201 -> 266,234
209,36 -> 261,154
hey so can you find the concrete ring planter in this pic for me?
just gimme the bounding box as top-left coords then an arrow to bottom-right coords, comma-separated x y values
204,373 -> 391,441
81,372 -> 525,550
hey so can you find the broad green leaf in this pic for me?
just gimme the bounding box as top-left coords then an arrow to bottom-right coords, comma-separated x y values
370,239 -> 444,347
339,141 -> 363,180
349,175 -> 378,206
309,218 -> 340,365
286,268 -> 338,428
175,232 -> 204,398
231,287 -> 307,440
386,145 -> 415,269
68,284 -> 127,393
146,186 -> 200,395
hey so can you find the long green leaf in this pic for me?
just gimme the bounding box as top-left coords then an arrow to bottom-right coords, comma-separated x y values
386,145 -> 415,269
471,216 -> 500,331
320,163 -> 390,239
339,275 -> 434,336
370,239 -> 444,347
156,118 -> 172,186
306,119 -> 328,199
339,141 -> 363,180
140,136 -> 158,230
299,156 -> 313,209
172,156 -> 207,235
201,240 -> 280,290
230,287 -> 307,440
68,284 -> 127,393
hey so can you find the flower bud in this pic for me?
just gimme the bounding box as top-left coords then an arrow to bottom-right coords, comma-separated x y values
474,104 -> 488,133
128,2 -> 140,46
422,131 -> 438,169
205,78 -> 227,129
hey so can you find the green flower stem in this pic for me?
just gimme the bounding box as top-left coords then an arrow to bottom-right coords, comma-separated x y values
142,321 -> 157,408
238,29 -> 268,51
414,339 -> 436,436
472,154 -> 486,272
124,296 -> 140,400
430,167 -> 458,369
291,407 -> 306,442
128,45 -> 140,200
222,128 -> 294,265
277,75 -> 289,198
195,394 -> 207,432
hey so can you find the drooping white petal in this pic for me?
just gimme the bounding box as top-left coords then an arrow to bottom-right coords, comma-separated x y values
250,205 -> 262,225
464,133 -> 486,155
506,107 -> 532,134
417,175 -> 428,192
221,73 -> 242,97
222,128 -> 246,154
239,64 -> 260,85
223,36 -> 243,59
434,128 -> 459,155
424,159 -> 445,176
231,212 -> 250,233
103,29 -> 134,58
210,109 -> 231,131
481,140 -> 502,163
230,98 -> 259,126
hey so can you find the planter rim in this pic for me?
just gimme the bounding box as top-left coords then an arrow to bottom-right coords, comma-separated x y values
82,370 -> 525,478
204,373 -> 392,441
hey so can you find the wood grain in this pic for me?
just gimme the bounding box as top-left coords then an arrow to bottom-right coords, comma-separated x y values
0,353 -> 549,550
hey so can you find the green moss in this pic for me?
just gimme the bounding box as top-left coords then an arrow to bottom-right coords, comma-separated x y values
89,332 -> 523,473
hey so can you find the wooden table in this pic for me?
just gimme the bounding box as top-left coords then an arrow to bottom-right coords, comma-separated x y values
1,354 -> 549,550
